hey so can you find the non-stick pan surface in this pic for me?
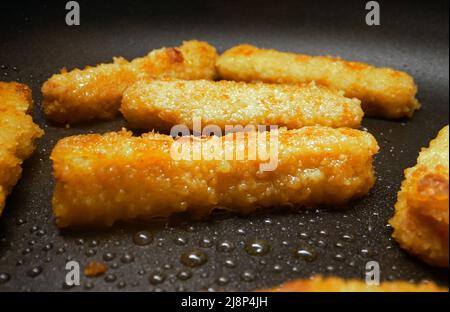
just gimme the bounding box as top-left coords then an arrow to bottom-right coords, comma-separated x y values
0,0 -> 448,291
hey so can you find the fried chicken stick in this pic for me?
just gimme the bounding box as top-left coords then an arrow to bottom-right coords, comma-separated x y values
51,126 -> 378,227
216,44 -> 420,119
390,125 -> 449,267
263,276 -> 447,292
120,80 -> 363,131
0,82 -> 44,214
42,40 -> 218,124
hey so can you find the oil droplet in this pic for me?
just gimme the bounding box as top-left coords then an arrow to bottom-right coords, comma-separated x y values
224,258 -> 236,268
27,266 -> 43,277
217,240 -> 234,252
16,218 -> 26,225
293,244 -> 317,262
216,276 -> 229,286
185,225 -> 196,232
42,243 -> 53,252
199,237 -> 213,248
335,253 -> 346,262
22,248 -> 32,255
104,274 -> 117,283
111,263 -> 119,269
177,270 -> 192,281
273,264 -> 283,272
56,247 -> 65,254
84,282 -> 94,290
342,234 -> 353,241
360,248 -> 372,257
180,249 -> 207,267
149,272 -> 166,285
241,270 -> 256,282
245,239 -> 270,256
103,252 -> 116,261
85,249 -> 96,257
120,253 -> 134,264
88,240 -> 98,247
117,281 -> 126,289
133,231 -> 153,246
0,272 -> 10,284
36,230 -> 46,237
173,236 -> 188,246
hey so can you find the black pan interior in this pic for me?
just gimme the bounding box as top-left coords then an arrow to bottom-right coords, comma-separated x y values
0,0 -> 448,291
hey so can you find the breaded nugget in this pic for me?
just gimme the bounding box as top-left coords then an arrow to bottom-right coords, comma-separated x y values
51,126 -> 378,227
0,81 -> 33,113
121,80 -> 363,131
263,276 -> 447,292
216,44 -> 420,119
390,126 -> 449,267
0,82 -> 44,214
42,40 -> 218,124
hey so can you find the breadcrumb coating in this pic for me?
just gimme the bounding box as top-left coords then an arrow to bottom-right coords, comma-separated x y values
51,126 -> 378,227
0,81 -> 33,113
120,80 -> 363,131
216,44 -> 420,119
42,40 -> 218,124
263,276 -> 447,292
0,82 -> 44,214
390,125 -> 449,267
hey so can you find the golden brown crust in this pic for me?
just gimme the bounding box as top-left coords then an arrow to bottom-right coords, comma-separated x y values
216,44 -> 420,119
0,81 -> 33,113
42,40 -> 218,124
51,126 -> 378,227
0,82 -> 44,214
390,126 -> 449,267
120,80 -> 363,130
262,276 -> 447,292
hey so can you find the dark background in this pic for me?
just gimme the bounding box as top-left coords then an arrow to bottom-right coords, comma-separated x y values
0,0 -> 448,291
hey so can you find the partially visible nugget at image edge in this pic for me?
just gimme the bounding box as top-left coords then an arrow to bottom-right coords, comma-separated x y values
390,125 -> 449,267
0,82 -> 44,215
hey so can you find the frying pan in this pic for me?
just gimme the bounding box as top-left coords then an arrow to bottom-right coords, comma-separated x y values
0,0 -> 448,291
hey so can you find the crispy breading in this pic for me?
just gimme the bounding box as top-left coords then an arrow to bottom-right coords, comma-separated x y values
120,80 -> 363,131
390,125 -> 449,267
51,126 -> 378,227
263,276 -> 447,292
42,40 -> 218,124
216,44 -> 420,119
0,82 -> 44,214
0,81 -> 33,113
